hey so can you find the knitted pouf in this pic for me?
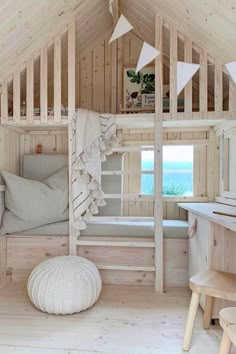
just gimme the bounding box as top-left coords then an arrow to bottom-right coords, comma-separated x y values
27,255 -> 102,315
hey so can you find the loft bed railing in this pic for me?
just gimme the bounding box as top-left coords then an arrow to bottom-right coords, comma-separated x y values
0,15 -> 235,127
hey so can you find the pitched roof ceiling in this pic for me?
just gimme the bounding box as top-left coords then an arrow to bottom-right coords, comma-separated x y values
0,0 -> 111,82
120,0 -> 236,63
0,0 -> 236,82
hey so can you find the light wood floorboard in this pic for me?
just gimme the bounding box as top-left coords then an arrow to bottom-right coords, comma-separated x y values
0,281 -> 234,354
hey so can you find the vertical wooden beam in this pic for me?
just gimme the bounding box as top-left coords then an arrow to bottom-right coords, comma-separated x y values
54,33 -> 62,123
40,47 -> 48,123
199,49 -> 208,117
111,0 -> 119,114
184,38 -> 193,118
26,58 -> 34,123
207,127 -> 216,201
214,60 -> 223,116
68,18 -> 76,119
1,82 -> 8,124
154,15 -> 163,292
229,79 -> 236,114
0,236 -> 9,287
169,26 -> 178,119
68,17 -> 76,255
117,37 -> 123,113
13,70 -> 20,123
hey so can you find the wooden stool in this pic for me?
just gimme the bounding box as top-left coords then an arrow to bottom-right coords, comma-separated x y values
219,308 -> 236,354
183,270 -> 236,351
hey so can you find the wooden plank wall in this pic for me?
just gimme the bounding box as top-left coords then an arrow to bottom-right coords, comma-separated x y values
23,130 -> 68,154
0,126 -> 21,174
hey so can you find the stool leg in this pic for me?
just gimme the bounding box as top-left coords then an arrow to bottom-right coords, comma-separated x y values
183,291 -> 200,351
203,295 -> 213,329
219,331 -> 232,354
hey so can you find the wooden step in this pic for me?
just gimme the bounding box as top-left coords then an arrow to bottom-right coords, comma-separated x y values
77,236 -> 155,248
96,265 -> 155,272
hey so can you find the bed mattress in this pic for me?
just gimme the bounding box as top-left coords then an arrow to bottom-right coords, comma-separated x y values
12,220 -> 188,239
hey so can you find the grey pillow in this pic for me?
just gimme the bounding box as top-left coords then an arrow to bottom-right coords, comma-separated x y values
0,168 -> 68,235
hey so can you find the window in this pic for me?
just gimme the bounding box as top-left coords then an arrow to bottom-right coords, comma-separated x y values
141,146 -> 193,196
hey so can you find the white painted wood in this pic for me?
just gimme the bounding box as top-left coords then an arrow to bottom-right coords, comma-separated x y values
54,33 -> 62,123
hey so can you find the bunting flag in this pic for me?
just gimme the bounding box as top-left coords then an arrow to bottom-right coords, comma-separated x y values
109,0 -> 113,15
136,42 -> 160,73
177,62 -> 200,95
108,15 -> 133,44
225,61 -> 236,85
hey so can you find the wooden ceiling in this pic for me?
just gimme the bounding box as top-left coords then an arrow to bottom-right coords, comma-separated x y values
120,0 -> 236,63
0,0 -> 236,83
0,0 -> 112,82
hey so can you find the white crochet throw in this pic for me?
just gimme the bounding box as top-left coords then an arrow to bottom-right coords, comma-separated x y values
71,109 -> 117,233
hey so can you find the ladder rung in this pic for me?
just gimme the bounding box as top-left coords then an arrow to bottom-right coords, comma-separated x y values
96,265 -> 155,271
77,240 -> 155,247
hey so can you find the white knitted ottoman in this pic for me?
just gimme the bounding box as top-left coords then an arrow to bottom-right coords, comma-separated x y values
27,256 -> 102,315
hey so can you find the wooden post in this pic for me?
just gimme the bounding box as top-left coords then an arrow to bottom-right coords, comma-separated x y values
154,15 -> 163,292
184,38 -> 193,118
169,25 -> 177,119
200,48 -> 208,118
54,33 -> 62,123
214,60 -> 223,117
207,127 -> 216,201
68,17 -> 76,255
26,58 -> 34,123
229,78 -> 236,114
0,236 -> 9,288
68,18 -> 76,118
13,70 -> 20,123
111,0 -> 119,114
40,47 -> 48,123
1,82 -> 8,124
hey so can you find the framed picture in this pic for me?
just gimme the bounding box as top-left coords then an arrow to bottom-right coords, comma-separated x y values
123,65 -> 155,110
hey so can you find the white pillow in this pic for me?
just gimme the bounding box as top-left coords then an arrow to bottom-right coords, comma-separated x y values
0,168 -> 68,235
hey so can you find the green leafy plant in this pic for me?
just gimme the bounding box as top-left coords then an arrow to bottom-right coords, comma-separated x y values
163,183 -> 186,196
126,70 -> 155,94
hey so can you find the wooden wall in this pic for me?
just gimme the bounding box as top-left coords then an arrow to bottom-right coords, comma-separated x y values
0,127 -> 21,175
23,129 -> 68,155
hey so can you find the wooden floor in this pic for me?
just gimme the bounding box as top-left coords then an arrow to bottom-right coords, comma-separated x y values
0,281 -> 233,354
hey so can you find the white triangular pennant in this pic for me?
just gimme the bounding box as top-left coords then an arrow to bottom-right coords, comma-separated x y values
136,42 -> 160,73
109,0 -> 113,15
108,15 -> 133,44
177,62 -> 200,95
225,61 -> 236,85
